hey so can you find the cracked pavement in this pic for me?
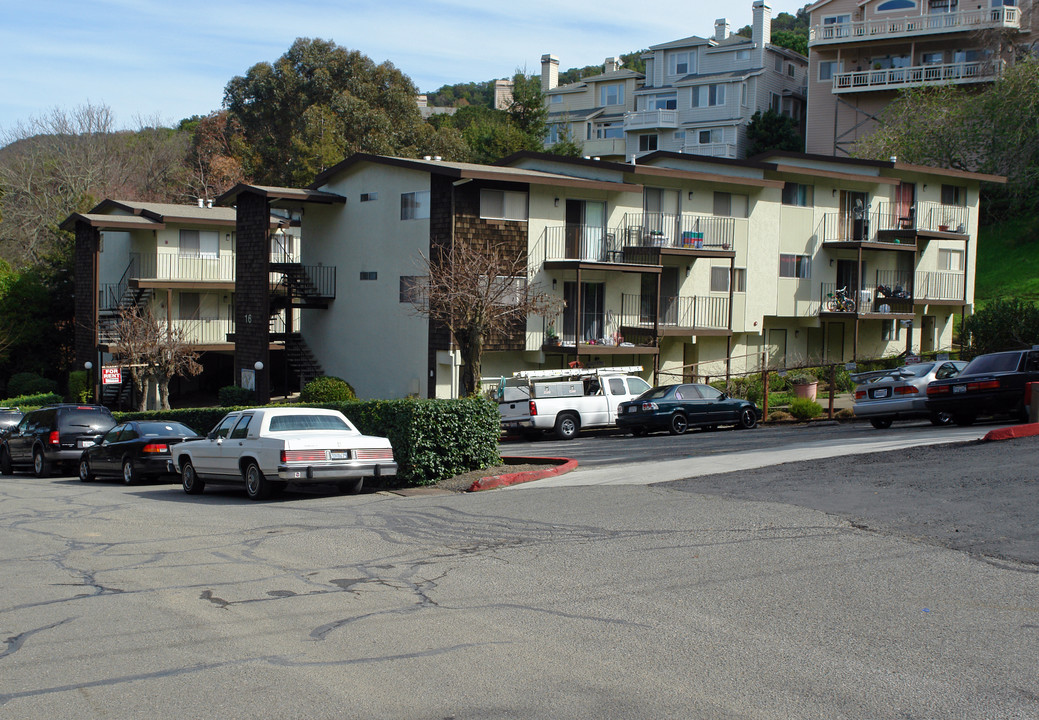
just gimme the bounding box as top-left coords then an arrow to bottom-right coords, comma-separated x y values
1,454 -> 1037,719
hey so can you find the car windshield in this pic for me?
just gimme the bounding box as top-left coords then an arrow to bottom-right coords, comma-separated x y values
268,414 -> 352,432
136,422 -> 196,437
962,352 -> 1021,375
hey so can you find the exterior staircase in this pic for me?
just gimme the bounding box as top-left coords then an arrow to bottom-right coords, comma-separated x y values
284,335 -> 325,390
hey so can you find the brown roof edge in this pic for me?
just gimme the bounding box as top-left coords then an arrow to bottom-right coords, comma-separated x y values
216,183 -> 346,206
891,162 -> 1007,184
308,153 -> 468,189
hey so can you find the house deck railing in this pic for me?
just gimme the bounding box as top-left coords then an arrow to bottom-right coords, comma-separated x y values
620,294 -> 729,331
810,6 -> 1019,45
833,61 -> 996,93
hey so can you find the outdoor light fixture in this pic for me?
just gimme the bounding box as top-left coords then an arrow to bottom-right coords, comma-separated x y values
254,361 -> 264,371
554,197 -> 559,207
84,361 -> 93,371
688,191 -> 694,200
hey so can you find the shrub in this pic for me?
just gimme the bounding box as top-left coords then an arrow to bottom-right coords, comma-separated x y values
789,372 -> 818,386
768,410 -> 795,422
7,372 -> 58,398
0,392 -> 63,409
835,408 -> 855,420
68,370 -> 91,403
788,397 -> 823,420
301,376 -> 356,403
218,385 -> 255,407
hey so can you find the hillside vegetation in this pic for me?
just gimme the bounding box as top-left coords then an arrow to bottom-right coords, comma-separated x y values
975,217 -> 1039,305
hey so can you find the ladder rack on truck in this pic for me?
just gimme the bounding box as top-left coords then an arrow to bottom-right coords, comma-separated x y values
509,366 -> 643,381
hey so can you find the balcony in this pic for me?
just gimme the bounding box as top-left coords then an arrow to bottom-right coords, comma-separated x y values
623,109 -> 679,131
809,6 -> 1020,46
539,313 -> 658,355
129,252 -> 235,282
832,61 -> 998,93
915,270 -> 965,304
681,142 -> 738,159
580,137 -> 626,157
621,213 -> 736,251
620,294 -> 730,335
169,317 -> 235,345
872,202 -> 970,236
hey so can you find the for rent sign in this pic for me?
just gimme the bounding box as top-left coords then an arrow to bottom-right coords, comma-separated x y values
101,367 -> 122,385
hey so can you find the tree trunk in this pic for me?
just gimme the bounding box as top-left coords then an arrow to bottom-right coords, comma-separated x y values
456,327 -> 483,397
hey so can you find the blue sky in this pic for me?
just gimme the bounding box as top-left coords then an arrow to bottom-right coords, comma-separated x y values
0,0 -> 805,133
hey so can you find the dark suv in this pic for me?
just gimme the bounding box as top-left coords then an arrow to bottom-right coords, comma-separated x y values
0,404 -> 116,477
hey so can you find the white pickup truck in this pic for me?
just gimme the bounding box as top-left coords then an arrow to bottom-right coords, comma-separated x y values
497,366 -> 651,440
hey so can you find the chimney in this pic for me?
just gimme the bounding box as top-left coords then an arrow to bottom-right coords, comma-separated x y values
494,79 -> 514,110
541,53 -> 559,91
604,56 -> 620,73
197,198 -> 204,208
752,0 -> 772,50
714,18 -> 730,42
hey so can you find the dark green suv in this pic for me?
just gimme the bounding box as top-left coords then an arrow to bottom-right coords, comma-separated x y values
0,404 -> 115,477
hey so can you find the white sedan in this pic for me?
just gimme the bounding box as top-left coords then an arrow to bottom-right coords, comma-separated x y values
172,407 -> 396,500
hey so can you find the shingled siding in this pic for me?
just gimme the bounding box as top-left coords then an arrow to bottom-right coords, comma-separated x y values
74,221 -> 99,367
233,191 -> 271,403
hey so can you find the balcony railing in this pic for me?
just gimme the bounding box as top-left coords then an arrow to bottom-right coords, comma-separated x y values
622,213 -> 735,249
623,109 -> 679,131
580,137 -> 626,157
915,270 -> 965,302
543,225 -> 626,263
809,6 -> 1019,45
833,61 -> 996,93
873,202 -> 969,234
621,294 -> 729,331
680,142 -> 738,159
129,252 -> 236,282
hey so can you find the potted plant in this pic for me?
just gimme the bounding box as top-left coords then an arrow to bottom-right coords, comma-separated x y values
545,325 -> 560,346
789,372 -> 819,401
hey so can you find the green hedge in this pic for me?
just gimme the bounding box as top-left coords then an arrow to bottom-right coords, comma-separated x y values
114,396 -> 501,486
0,392 -> 64,410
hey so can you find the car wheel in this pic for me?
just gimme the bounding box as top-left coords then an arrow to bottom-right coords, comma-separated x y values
0,447 -> 12,476
79,456 -> 94,483
33,447 -> 51,478
181,460 -> 205,495
668,413 -> 688,435
336,478 -> 363,494
737,407 -> 758,430
122,458 -> 138,486
929,412 -> 954,426
953,413 -> 976,426
244,461 -> 271,500
553,413 -> 580,440
870,418 -> 894,430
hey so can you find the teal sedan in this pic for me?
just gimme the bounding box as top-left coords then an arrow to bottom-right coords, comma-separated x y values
616,383 -> 761,436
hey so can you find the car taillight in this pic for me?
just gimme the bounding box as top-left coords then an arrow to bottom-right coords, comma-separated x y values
281,450 -> 327,463
855,390 -> 866,400
48,430 -> 59,446
141,443 -> 169,454
927,385 -> 950,395
529,400 -> 537,417
894,386 -> 918,395
968,380 -> 1001,391
641,401 -> 659,411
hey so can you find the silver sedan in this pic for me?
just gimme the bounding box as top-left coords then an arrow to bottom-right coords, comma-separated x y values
853,360 -> 967,429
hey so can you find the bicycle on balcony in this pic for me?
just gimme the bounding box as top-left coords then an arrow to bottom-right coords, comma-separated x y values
825,286 -> 856,313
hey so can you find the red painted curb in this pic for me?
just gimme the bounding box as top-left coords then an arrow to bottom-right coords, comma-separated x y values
983,423 -> 1039,441
468,457 -> 579,492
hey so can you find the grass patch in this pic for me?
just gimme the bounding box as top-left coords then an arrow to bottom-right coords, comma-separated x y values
976,217 -> 1039,306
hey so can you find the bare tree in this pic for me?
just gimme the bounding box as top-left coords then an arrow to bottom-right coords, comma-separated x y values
415,239 -> 561,396
111,306 -> 202,410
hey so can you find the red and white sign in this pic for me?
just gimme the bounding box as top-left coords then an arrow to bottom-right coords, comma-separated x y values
102,367 -> 123,385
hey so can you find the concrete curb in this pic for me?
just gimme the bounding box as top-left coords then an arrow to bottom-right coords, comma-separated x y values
468,457 -> 579,492
983,423 -> 1039,441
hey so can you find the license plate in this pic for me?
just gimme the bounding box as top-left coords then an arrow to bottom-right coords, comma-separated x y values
627,406 -> 636,413
953,385 -> 966,394
328,451 -> 348,460
78,440 -> 95,448
873,388 -> 889,398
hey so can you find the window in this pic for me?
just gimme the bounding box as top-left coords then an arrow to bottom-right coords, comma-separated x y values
922,51 -> 944,65
229,415 -> 253,440
819,61 -> 841,81
599,83 -> 624,106
698,128 -> 722,145
929,0 -> 958,12
480,189 -> 528,221
668,51 -> 696,76
822,14 -> 851,36
490,276 -> 526,306
692,84 -> 726,107
787,63 -> 795,77
741,82 -> 748,106
736,49 -> 751,61
179,229 -> 199,256
550,94 -> 563,104
547,124 -> 560,144
646,93 -> 677,110
712,267 -> 747,293
877,0 -> 916,9
779,254 -> 811,278
592,122 -> 623,139
360,192 -> 378,202
938,249 -> 963,271
770,92 -> 782,112
399,275 -> 428,305
941,184 -> 966,206
733,268 -> 746,292
713,192 -> 748,218
775,55 -> 784,72
881,320 -> 901,341
673,130 -> 686,142
178,291 -> 200,321
639,134 -> 658,152
400,191 -> 430,220
782,182 -> 814,207
269,414 -> 351,432
360,271 -> 378,281
212,415 -> 238,439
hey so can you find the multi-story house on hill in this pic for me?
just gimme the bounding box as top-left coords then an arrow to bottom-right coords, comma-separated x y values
71,152 -> 998,404
542,1 -> 808,162
631,0 -> 808,160
806,0 -> 1034,155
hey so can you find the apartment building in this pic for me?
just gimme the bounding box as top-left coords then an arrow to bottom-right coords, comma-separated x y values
806,0 -> 1034,155
67,198 -> 328,403
542,1 -> 808,162
71,151 -> 997,403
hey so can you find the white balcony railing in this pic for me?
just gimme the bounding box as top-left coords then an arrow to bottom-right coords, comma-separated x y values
623,109 -> 679,131
810,6 -> 1019,45
680,142 -> 738,159
833,61 -> 997,93
580,137 -> 627,157
162,317 -> 233,345
130,252 -> 235,282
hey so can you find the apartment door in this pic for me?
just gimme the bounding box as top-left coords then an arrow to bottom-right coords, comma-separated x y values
563,281 -> 605,343
896,182 -> 916,228
683,343 -> 697,383
639,273 -> 657,324
839,190 -> 868,240
826,322 -> 845,363
921,315 -> 936,353
661,267 -> 679,325
768,329 -> 788,368
566,200 -> 605,260
643,187 -> 679,238
836,259 -> 857,296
